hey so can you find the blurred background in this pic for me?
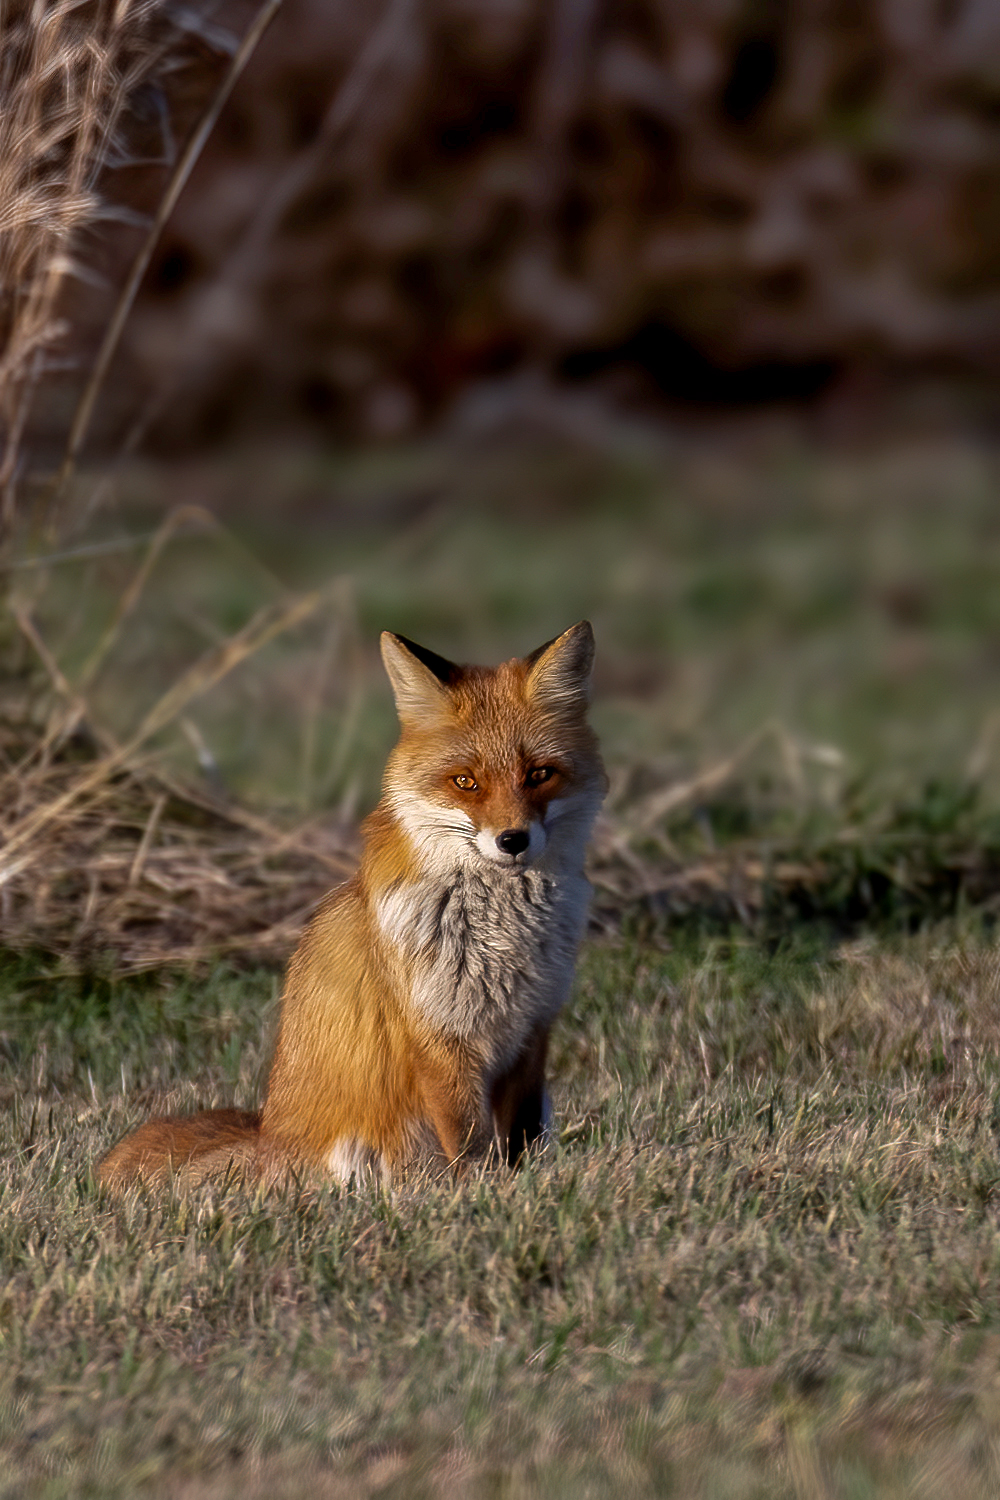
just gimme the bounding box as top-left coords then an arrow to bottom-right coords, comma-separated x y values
76,0 -> 1000,447
3,0 -> 1000,962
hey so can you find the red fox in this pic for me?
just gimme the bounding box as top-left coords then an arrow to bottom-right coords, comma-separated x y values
97,621 -> 607,1190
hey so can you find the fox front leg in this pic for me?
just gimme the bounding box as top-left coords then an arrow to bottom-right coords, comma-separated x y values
490,1025 -> 551,1166
418,1050 -> 494,1173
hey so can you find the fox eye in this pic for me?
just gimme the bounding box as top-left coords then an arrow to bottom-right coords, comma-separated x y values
527,766 -> 555,786
452,773 -> 478,791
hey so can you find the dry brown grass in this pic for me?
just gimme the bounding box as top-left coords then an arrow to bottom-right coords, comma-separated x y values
0,0 -> 339,973
0,689 -> 355,973
0,505 -> 360,970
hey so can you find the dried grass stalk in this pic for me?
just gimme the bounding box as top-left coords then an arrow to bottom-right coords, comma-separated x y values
0,584 -> 329,875
0,0 -> 171,540
0,739 -> 357,972
0,584 -> 357,972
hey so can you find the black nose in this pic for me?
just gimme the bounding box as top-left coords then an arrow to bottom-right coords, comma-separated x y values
496,828 -> 530,856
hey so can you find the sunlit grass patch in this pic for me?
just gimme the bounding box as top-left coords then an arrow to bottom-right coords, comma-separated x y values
6,926 -> 1000,1495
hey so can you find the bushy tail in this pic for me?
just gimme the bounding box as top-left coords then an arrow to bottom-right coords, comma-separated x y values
97,1108 -> 261,1193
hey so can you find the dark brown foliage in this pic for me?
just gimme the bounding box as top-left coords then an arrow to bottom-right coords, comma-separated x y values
98,0 -> 1000,442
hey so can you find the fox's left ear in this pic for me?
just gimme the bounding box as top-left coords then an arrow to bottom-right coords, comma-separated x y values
524,621 -> 595,710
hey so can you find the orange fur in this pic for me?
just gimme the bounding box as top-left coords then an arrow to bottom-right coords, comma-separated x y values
97,623 -> 607,1192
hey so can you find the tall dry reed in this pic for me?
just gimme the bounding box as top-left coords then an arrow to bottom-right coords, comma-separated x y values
0,0 -> 235,548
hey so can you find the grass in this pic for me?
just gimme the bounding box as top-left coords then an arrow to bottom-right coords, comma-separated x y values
6,427 -> 1000,1493
7,920 -> 1000,1496
26,432 -> 1000,820
10,432 -> 1000,963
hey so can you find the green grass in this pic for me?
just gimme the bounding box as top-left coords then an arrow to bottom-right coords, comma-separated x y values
7,924 -> 1000,1496
29,432 -> 1000,821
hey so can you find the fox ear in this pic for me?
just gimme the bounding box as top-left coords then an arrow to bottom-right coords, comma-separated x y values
524,621 -> 595,710
380,632 -> 458,725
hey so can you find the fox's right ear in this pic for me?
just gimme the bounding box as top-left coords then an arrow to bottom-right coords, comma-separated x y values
525,620 -> 595,711
380,632 -> 458,726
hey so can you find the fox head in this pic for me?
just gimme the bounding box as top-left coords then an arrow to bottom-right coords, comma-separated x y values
379,622 -> 607,874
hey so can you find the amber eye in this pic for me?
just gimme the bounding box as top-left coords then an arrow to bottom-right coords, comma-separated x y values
527,766 -> 555,786
452,773 -> 478,791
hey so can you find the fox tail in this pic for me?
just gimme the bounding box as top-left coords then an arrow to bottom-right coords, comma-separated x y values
96,1108 -> 261,1192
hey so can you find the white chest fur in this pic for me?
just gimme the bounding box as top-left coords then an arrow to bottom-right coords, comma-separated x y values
377,865 -> 591,1069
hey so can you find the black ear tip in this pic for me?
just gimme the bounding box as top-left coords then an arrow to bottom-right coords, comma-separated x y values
565,620 -> 595,659
383,632 -> 461,686
524,621 -> 596,680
